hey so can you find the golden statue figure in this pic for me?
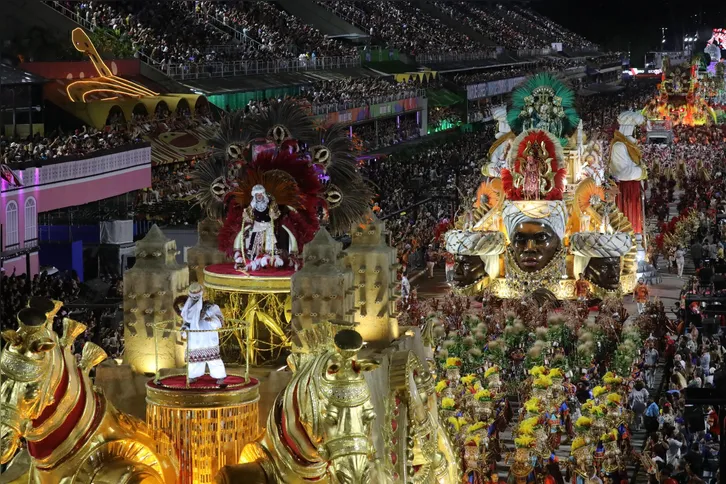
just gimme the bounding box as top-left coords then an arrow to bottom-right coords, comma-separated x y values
0,297 -> 178,484
216,328 -> 379,484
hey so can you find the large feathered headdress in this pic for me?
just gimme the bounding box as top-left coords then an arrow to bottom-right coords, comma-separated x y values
194,100 -> 371,255
507,73 -> 579,145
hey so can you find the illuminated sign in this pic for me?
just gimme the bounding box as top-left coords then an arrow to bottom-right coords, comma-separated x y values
66,28 -> 158,103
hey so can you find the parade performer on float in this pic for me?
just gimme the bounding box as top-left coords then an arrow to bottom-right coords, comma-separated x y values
609,111 -> 647,234
483,105 -> 516,178
178,282 -> 227,385
234,184 -> 286,270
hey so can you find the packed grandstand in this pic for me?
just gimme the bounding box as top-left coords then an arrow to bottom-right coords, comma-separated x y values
0,2 -> 722,484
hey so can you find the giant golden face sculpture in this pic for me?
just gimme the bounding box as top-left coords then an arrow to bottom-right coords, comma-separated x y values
510,221 -> 562,273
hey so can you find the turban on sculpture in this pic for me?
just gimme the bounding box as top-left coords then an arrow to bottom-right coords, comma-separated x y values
570,232 -> 633,276
570,232 -> 633,259
502,200 -> 567,241
444,230 -> 506,256
617,111 -> 645,127
188,282 -> 203,295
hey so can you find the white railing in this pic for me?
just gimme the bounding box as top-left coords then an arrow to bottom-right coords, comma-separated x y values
309,90 -> 426,115
46,1 -> 96,31
414,50 -> 497,64
25,146 -> 151,188
164,56 -> 361,79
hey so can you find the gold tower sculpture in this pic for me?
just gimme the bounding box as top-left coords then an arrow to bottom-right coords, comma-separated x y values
290,228 -> 355,342
186,218 -> 229,283
124,225 -> 188,374
344,215 -> 399,347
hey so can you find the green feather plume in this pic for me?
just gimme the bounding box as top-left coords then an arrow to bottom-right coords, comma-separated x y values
507,73 -> 580,144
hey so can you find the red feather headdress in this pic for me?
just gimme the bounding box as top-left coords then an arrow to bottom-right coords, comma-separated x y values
501,129 -> 566,201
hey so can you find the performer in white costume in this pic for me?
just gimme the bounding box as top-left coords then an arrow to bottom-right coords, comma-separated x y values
180,282 -> 227,384
483,106 -> 515,178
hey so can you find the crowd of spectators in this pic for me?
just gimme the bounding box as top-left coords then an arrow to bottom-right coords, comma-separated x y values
200,1 -> 355,58
63,0 -> 354,68
450,57 -> 586,86
66,1 -> 232,65
512,5 -> 596,51
360,126 -> 495,271
434,1 -> 596,52
352,115 -> 420,151
317,0 -> 492,57
301,77 -> 422,113
434,1 -> 542,51
634,326 -> 723,483
467,99 -> 493,123
1,126 -> 142,166
0,270 -> 124,358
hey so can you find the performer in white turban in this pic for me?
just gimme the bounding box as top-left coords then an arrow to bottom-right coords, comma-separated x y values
609,111 -> 646,234
180,282 -> 227,385
234,184 -> 284,270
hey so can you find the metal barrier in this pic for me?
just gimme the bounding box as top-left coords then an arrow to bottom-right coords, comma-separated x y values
415,50 -> 497,64
164,56 -> 361,79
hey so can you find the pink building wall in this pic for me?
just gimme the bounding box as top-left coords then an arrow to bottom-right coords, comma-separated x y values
2,253 -> 39,277
1,145 -> 152,277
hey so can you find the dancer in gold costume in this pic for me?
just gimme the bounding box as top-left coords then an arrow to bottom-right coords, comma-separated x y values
0,297 -> 178,484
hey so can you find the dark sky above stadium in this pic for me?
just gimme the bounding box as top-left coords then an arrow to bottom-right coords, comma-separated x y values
535,0 -> 724,62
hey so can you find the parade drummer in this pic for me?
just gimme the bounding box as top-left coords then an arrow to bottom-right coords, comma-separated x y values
178,282 -> 227,385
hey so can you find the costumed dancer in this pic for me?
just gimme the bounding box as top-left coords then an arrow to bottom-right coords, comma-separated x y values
609,111 -> 647,235
483,106 -> 515,178
178,283 -> 227,385
235,184 -> 285,270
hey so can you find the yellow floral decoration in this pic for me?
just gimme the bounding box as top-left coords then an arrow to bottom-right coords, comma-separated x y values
575,416 -> 593,428
514,435 -> 536,448
461,374 -> 478,386
592,385 -> 607,397
441,397 -> 456,410
529,365 -> 546,376
435,380 -> 449,393
445,357 -> 463,369
484,366 -> 500,378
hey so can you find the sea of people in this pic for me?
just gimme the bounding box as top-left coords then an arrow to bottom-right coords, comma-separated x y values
360,126 -> 495,272
301,77 -> 422,113
450,57 -> 588,86
317,0 -> 493,57
63,0 -> 354,67
0,270 -> 124,358
1,126 -> 142,166
198,1 -> 355,58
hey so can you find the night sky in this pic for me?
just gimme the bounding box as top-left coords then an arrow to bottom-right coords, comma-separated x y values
532,0 -> 726,65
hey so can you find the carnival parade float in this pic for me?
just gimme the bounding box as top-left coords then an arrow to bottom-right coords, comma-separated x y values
0,43 -> 654,482
446,74 -> 638,300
